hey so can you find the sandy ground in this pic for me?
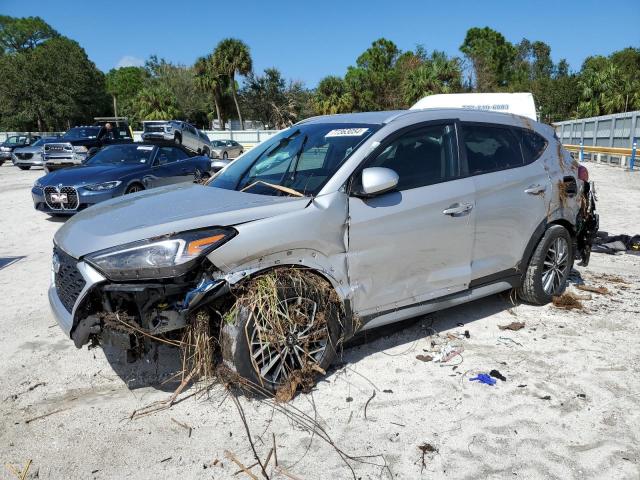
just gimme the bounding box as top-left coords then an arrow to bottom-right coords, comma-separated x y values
0,162 -> 639,480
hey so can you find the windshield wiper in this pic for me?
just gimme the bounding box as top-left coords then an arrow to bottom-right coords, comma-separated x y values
240,180 -> 305,197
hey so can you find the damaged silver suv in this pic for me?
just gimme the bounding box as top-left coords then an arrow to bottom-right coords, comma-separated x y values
49,109 -> 598,391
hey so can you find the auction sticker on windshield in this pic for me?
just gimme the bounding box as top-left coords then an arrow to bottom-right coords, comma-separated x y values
325,128 -> 369,137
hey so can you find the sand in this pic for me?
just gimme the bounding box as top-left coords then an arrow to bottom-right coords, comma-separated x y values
0,162 -> 639,479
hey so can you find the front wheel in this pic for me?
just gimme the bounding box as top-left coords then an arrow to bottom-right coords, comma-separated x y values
222,151 -> 228,160
518,225 -> 573,304
125,183 -> 144,194
221,269 -> 343,396
174,134 -> 182,145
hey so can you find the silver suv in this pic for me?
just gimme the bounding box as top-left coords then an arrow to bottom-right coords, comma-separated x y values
142,120 -> 212,156
49,109 -> 598,391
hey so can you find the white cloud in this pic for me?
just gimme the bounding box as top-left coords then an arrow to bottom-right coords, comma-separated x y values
115,55 -> 144,68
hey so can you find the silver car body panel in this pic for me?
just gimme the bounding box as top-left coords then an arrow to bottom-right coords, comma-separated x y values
142,121 -> 212,155
52,107 -> 582,334
49,260 -> 105,337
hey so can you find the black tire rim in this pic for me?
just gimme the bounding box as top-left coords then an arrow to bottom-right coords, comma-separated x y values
126,185 -> 142,194
249,297 -> 329,385
542,237 -> 570,294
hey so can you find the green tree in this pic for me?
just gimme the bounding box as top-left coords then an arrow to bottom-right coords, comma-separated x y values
0,15 -> 58,53
0,36 -> 109,130
401,50 -> 462,105
460,27 -> 517,91
105,66 -> 147,119
194,55 -> 227,129
213,38 -> 253,129
313,75 -> 353,115
132,84 -> 180,120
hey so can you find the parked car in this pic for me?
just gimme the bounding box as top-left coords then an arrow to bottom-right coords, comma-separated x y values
48,109 -> 598,393
33,142 -> 212,215
142,120 -> 212,156
12,137 -> 60,170
0,135 -> 41,165
43,118 -> 133,172
210,139 -> 243,159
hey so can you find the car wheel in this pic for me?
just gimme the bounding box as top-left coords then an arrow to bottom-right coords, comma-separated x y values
125,183 -> 144,194
18,166 -> 31,170
223,151 -> 228,160
202,147 -> 210,158
221,269 -> 343,396
518,225 -> 573,305
174,134 -> 182,145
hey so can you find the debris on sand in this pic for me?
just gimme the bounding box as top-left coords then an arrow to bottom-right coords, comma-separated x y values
416,354 -> 433,362
596,273 -> 630,285
498,321 -> 525,331
576,284 -> 610,295
418,443 -> 438,472
552,292 -> 584,310
469,373 -> 496,386
489,369 -> 507,382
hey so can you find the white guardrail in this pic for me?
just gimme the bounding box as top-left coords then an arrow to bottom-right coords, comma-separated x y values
0,130 -> 280,150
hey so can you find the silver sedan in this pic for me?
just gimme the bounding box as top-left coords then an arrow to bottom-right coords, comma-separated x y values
210,140 -> 244,159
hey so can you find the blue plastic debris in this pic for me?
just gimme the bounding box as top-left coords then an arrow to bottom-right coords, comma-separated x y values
469,373 -> 496,386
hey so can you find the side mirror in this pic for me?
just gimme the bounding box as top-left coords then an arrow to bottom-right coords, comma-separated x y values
355,167 -> 399,197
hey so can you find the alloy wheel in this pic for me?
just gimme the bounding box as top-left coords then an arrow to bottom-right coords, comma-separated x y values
541,237 -> 570,295
248,297 -> 329,386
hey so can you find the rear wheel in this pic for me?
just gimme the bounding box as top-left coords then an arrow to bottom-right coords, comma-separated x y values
518,225 -> 573,304
202,147 -> 210,158
125,183 -> 144,194
222,151 -> 228,160
221,270 -> 343,396
174,134 -> 182,145
18,166 -> 31,170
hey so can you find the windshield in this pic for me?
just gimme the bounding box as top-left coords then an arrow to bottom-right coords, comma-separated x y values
86,144 -> 156,166
5,136 -> 26,145
210,123 -> 379,196
63,127 -> 102,140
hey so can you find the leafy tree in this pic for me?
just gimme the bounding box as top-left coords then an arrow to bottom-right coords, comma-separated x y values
132,84 -> 180,121
105,66 -> 148,119
0,36 -> 109,131
213,38 -> 253,129
460,27 -> 517,90
194,55 -> 229,129
240,68 -> 309,128
0,15 -> 58,53
401,50 -> 462,105
345,38 -> 402,111
313,75 -> 354,114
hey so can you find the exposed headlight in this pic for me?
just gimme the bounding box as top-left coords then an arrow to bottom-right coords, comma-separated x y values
84,181 -> 122,191
85,227 -> 237,280
73,146 -> 88,153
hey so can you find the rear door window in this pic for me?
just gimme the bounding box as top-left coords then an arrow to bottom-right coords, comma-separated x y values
515,128 -> 548,164
462,124 -> 524,175
366,123 -> 459,190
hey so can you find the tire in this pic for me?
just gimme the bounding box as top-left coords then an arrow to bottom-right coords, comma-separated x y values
222,151 -> 228,160
19,166 -> 31,170
125,183 -> 144,194
202,147 -> 210,158
221,269 -> 343,395
174,134 -> 182,145
518,225 -> 573,305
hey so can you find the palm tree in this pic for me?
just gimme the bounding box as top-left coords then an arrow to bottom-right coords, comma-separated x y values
194,55 -> 225,130
213,38 -> 252,129
134,85 -> 180,120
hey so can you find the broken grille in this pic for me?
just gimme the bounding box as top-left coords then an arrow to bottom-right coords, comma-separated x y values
54,247 -> 85,313
44,186 -> 79,210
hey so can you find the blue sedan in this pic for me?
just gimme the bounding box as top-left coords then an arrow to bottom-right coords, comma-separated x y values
32,143 -> 213,215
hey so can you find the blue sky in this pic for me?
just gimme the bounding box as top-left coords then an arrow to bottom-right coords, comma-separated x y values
3,0 -> 639,86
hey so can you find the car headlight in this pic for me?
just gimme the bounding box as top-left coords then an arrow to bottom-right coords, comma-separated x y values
165,126 -> 173,132
84,227 -> 237,280
84,181 -> 122,191
73,146 -> 88,153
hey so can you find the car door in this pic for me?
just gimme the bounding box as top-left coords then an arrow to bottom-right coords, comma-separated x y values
347,121 -> 476,316
460,122 -> 551,282
185,124 -> 199,151
151,146 -> 185,186
231,141 -> 242,157
172,147 -> 200,182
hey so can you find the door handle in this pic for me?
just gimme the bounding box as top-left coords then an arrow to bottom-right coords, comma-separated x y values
443,202 -> 474,216
525,184 -> 546,195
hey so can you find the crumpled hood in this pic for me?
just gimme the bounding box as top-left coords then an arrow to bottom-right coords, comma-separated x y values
55,183 -> 309,258
41,164 -> 145,187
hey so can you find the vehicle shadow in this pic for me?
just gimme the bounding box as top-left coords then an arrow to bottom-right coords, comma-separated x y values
102,343 -> 185,392
44,215 -> 68,223
101,290 -> 519,394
